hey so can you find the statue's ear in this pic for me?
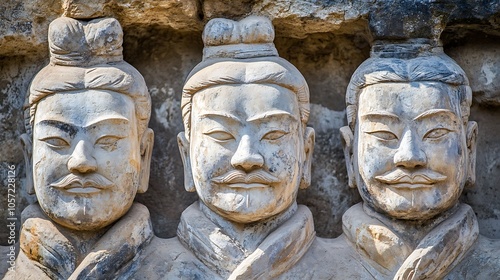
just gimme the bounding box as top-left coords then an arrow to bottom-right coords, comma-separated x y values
340,126 -> 356,188
137,128 -> 154,193
20,133 -> 35,195
177,132 -> 195,192
465,121 -> 478,188
299,127 -> 315,189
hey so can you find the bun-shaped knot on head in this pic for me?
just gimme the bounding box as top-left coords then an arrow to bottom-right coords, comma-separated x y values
202,16 -> 278,60
49,17 -> 123,66
203,16 -> 274,46
239,16 -> 274,44
202,18 -> 239,46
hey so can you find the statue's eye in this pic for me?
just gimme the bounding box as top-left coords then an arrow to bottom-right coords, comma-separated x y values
204,130 -> 234,142
95,136 -> 122,152
262,130 -> 288,141
41,137 -> 70,149
424,128 -> 451,139
367,131 -> 398,141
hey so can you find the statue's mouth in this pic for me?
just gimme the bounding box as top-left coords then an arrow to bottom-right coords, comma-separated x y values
225,183 -> 268,189
212,169 -> 280,189
375,169 -> 447,187
50,173 -> 114,194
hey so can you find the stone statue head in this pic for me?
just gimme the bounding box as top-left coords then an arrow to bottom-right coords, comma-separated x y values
341,41 -> 477,220
21,17 -> 154,231
178,16 -> 315,224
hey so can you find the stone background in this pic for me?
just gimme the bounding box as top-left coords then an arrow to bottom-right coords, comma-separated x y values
1,0 -> 499,242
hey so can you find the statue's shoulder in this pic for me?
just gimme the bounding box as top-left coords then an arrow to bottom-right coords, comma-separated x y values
132,236 -> 220,280
278,235 -> 372,280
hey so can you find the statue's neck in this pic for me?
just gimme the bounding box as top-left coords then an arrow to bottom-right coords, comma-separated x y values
199,201 -> 298,254
363,203 -> 459,247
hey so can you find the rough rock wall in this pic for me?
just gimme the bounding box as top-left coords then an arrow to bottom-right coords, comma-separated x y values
1,0 -> 499,242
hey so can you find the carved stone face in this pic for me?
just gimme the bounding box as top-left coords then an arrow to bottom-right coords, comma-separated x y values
32,89 -> 141,230
354,82 -> 471,220
185,84 -> 309,223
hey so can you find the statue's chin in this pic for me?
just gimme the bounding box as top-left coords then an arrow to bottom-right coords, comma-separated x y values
41,204 -> 130,231
371,201 -> 454,221
47,215 -> 115,231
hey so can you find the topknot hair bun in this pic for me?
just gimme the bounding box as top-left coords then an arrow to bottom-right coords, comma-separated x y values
48,17 -> 123,66
202,16 -> 274,47
201,16 -> 277,60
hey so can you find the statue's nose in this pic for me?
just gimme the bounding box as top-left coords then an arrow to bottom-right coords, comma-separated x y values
393,130 -> 426,169
67,140 -> 97,173
231,135 -> 264,172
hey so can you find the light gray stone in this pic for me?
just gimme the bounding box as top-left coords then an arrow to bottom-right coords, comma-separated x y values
169,16 -> 318,278
447,41 -> 500,106
0,3 -> 499,278
334,7 -> 500,276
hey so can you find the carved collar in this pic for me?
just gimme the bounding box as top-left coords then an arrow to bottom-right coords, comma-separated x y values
19,203 -> 153,280
342,202 -> 479,280
177,201 -> 316,280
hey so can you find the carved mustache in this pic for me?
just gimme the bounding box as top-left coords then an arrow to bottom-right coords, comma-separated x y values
211,170 -> 280,185
50,173 -> 114,190
375,169 -> 447,185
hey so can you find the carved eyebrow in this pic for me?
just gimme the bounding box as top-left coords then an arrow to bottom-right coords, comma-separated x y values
199,112 -> 242,123
36,120 -> 78,136
247,110 -> 298,122
85,116 -> 130,128
360,111 -> 400,121
413,109 -> 458,121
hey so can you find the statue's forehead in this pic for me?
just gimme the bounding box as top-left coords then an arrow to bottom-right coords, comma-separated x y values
191,84 -> 299,121
358,82 -> 457,119
34,90 -> 135,128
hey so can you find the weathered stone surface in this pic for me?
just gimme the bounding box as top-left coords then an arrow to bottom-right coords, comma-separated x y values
447,0 -> 500,36
170,16 -> 318,278
62,0 -> 112,19
447,40 -> 500,106
250,0 -> 370,39
274,33 -> 369,236
461,104 -> 500,238
369,0 -> 454,41
4,0 -> 499,57
0,0 -> 202,56
0,0 -> 60,56
123,27 -> 203,238
0,55 -> 41,242
1,0 -> 499,251
330,2 -> 500,277
7,16 -> 156,278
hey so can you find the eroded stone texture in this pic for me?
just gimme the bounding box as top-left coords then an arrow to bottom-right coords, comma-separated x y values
0,0 -> 202,56
62,0 -> 112,19
123,27 -> 202,238
461,104 -> 500,238
1,0 -> 500,254
0,55 -> 42,242
447,39 -> 500,106
250,0 -> 370,39
0,0 -> 61,56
